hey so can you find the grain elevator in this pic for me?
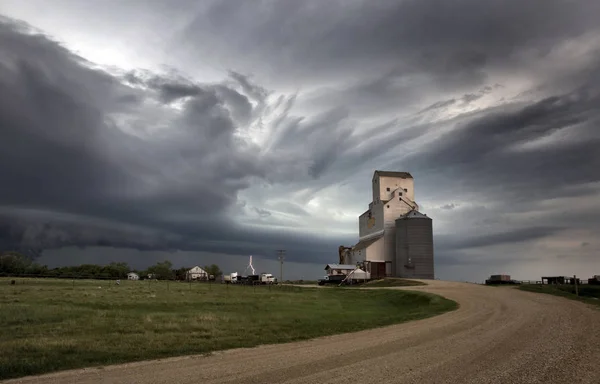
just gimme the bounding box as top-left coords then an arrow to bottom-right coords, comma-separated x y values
345,171 -> 435,279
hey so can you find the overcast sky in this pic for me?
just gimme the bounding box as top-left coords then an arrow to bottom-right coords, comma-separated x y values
1,0 -> 599,282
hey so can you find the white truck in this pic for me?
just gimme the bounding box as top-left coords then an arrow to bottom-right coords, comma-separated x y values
223,272 -> 239,284
223,272 -> 276,285
260,273 -> 276,284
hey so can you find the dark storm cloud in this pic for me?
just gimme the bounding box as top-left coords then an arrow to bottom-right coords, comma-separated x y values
398,83 -> 600,269
0,16 -> 352,263
182,0 -> 600,85
226,70 -> 270,105
257,95 -> 438,188
122,70 -> 202,103
2,0 -> 600,277
253,207 -> 271,218
460,93 -> 482,104
159,0 -> 598,277
434,249 -> 542,268
0,208 -> 342,264
0,25 -> 137,212
177,0 -> 600,131
436,226 -> 564,252
402,82 -> 600,202
419,99 -> 457,114
432,219 -> 572,268
0,19 -> 243,247
440,204 -> 457,210
124,70 -> 257,125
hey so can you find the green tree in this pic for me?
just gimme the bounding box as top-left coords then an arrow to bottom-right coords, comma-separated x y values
174,267 -> 189,280
25,262 -> 48,276
104,262 -> 130,278
146,260 -> 174,280
203,264 -> 223,278
0,251 -> 33,274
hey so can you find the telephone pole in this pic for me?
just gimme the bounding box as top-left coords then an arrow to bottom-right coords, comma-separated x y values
277,250 -> 286,284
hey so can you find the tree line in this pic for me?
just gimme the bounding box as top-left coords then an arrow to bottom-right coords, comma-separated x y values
0,251 -> 222,280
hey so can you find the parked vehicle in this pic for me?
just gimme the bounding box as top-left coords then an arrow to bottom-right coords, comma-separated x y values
485,274 -> 519,285
223,272 -> 240,284
260,273 -> 277,284
318,274 -> 346,285
223,272 -> 277,285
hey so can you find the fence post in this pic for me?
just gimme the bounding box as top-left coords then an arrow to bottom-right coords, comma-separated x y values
574,275 -> 579,296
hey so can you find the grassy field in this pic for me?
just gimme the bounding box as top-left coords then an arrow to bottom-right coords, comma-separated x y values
519,284 -> 600,307
0,278 -> 456,380
287,280 -> 319,285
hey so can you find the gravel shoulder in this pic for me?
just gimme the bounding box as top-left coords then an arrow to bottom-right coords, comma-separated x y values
4,280 -> 600,384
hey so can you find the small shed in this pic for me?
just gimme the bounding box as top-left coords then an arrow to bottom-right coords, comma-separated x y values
542,276 -> 568,285
588,275 -> 600,285
127,272 -> 139,280
325,264 -> 357,276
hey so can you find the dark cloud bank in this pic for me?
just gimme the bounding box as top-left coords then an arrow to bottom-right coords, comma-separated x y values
0,15 -> 347,265
1,0 -> 600,280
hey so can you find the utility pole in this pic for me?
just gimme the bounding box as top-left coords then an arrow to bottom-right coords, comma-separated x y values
277,250 -> 286,284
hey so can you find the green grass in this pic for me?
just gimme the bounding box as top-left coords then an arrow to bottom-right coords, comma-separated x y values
519,284 -> 600,307
359,278 -> 427,287
0,278 -> 456,380
287,280 -> 319,285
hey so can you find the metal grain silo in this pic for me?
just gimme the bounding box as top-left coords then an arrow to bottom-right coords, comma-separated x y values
395,211 -> 434,279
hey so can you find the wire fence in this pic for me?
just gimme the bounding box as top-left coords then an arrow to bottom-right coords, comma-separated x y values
0,273 -> 216,281
0,275 -> 312,294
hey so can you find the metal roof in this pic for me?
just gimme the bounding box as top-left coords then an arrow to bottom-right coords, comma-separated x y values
325,264 -> 357,270
353,234 -> 384,251
374,170 -> 413,179
396,210 -> 431,220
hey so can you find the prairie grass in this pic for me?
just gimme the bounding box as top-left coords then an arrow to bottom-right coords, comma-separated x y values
0,278 -> 456,380
519,283 -> 600,307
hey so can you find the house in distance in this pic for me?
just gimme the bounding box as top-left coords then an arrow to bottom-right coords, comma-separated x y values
186,266 -> 208,281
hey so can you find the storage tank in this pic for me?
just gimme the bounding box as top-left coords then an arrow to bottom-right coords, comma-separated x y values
349,268 -> 371,281
395,211 -> 434,279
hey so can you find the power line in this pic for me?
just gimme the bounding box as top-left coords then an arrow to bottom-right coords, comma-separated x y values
276,250 -> 286,284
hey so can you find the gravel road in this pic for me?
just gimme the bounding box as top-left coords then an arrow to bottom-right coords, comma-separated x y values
5,280 -> 600,384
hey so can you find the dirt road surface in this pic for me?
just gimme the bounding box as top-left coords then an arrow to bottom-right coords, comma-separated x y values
4,280 -> 600,384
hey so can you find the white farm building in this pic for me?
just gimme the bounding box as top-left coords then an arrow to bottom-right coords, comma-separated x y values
127,272 -> 139,280
325,264 -> 357,276
344,170 -> 435,280
186,266 -> 208,281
